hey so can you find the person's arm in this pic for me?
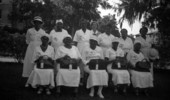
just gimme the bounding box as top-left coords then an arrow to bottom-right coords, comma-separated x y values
84,64 -> 91,74
26,29 -> 31,44
73,31 -> 78,46
49,30 -> 53,45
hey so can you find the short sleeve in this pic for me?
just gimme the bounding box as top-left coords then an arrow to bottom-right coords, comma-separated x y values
50,47 -> 55,60
98,47 -> 104,59
26,29 -> 31,44
65,30 -> 72,38
98,34 -> 102,45
54,47 -> 66,60
73,31 -> 78,42
126,50 -> 132,62
49,30 -> 54,43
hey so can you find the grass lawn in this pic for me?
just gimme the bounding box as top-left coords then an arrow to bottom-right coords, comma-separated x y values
0,62 -> 170,100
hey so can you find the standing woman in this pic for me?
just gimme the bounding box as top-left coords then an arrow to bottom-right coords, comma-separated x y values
83,36 -> 108,99
73,19 -> 92,83
49,19 -> 71,52
73,19 -> 92,55
98,24 -> 116,57
119,28 -> 133,56
22,16 -> 48,77
90,21 -> 101,37
135,27 -> 153,59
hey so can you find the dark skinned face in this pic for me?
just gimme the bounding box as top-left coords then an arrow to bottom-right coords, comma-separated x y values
41,36 -> 49,46
121,29 -> 128,39
91,22 -> 98,31
63,37 -> 72,48
134,43 -> 141,53
55,22 -> 63,31
34,21 -> 42,30
112,42 -> 119,50
81,22 -> 87,30
140,28 -> 148,37
90,39 -> 97,50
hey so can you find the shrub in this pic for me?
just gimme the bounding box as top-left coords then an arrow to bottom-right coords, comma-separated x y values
0,31 -> 27,63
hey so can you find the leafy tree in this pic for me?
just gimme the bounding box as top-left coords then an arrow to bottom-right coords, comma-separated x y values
116,0 -> 170,64
8,0 -> 112,35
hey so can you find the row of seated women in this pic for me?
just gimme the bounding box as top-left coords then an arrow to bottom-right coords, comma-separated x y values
25,35 -> 153,99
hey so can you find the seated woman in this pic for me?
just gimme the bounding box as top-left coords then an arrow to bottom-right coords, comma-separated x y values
55,37 -> 82,96
26,35 -> 55,95
83,36 -> 108,99
127,41 -> 153,96
105,39 -> 130,95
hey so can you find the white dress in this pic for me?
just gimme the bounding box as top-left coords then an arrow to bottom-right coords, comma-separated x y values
135,36 -> 153,59
106,48 -> 130,85
98,33 -> 115,57
49,29 -> 71,52
82,46 -> 108,88
26,45 -> 55,88
55,46 -> 82,87
127,50 -> 153,88
73,29 -> 92,55
119,37 -> 133,54
22,28 -> 48,77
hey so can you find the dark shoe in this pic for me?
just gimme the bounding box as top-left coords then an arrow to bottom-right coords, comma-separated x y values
135,90 -> 139,96
114,88 -> 118,93
46,89 -> 51,95
73,93 -> 77,97
144,91 -> 149,96
37,88 -> 43,94
122,89 -> 127,96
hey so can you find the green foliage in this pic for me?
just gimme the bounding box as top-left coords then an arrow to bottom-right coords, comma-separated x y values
8,0 -> 112,35
0,30 -> 27,63
97,15 -> 119,37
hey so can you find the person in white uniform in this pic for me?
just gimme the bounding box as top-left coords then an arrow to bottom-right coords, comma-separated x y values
55,37 -> 82,96
90,21 -> 101,37
98,25 -> 116,57
105,39 -> 130,94
135,27 -> 153,59
127,41 -> 153,96
23,16 -> 48,77
73,19 -> 92,84
119,29 -> 133,56
49,19 -> 71,52
83,36 -> 108,99
73,19 -> 92,55
26,35 -> 55,95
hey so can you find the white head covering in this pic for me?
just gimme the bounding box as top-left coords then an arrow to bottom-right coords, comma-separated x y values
32,16 -> 43,24
90,35 -> 98,43
56,19 -> 63,24
148,48 -> 159,60
112,38 -> 119,43
134,40 -> 142,45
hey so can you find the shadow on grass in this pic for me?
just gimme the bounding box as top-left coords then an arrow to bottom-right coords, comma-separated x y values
0,62 -> 170,100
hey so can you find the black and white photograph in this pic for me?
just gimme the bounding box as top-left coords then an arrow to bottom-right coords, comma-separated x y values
0,0 -> 170,100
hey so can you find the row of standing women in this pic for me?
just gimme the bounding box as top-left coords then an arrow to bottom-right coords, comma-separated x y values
23,16 -> 159,98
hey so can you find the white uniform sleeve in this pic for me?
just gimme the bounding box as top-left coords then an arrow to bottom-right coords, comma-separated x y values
50,47 -> 55,60
99,47 -> 104,59
32,47 -> 40,63
73,31 -> 78,42
26,29 -> 31,44
105,49 -> 110,58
